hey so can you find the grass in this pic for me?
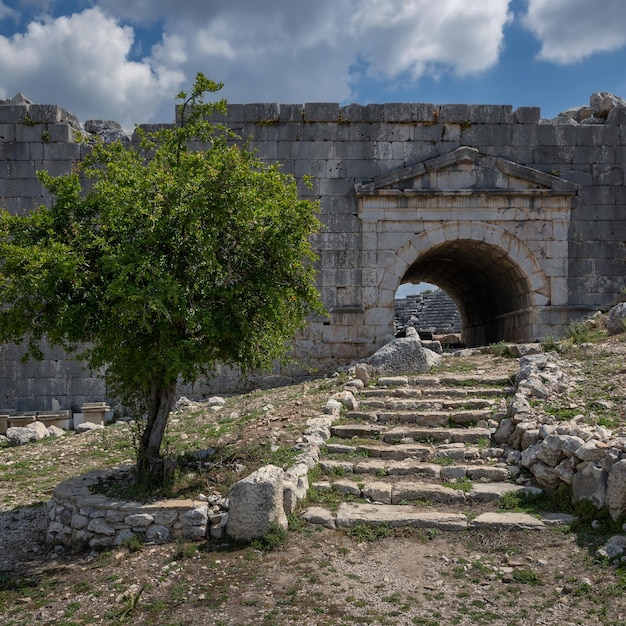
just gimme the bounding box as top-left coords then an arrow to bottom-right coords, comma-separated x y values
345,523 -> 393,542
443,477 -> 473,492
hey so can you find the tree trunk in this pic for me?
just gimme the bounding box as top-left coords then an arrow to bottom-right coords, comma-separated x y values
136,381 -> 177,487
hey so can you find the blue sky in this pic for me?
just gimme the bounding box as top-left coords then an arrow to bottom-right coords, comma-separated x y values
1,0 -> 626,131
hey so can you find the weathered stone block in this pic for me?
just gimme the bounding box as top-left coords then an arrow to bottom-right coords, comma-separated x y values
226,465 -> 288,542
571,462 -> 608,509
514,107 -> 541,124
607,460 -> 626,521
303,103 -> 339,122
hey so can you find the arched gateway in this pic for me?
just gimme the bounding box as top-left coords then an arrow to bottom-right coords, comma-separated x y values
355,147 -> 577,347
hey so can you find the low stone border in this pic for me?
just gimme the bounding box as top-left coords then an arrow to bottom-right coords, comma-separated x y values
47,467 -> 209,551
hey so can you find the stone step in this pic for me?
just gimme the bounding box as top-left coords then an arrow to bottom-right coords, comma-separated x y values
360,386 -> 510,399
335,502 -> 468,531
381,426 -> 492,444
320,458 -> 510,483
330,423 -> 385,438
383,398 -> 496,410
375,375 -> 514,388
356,442 -> 482,462
325,441 -> 507,463
376,409 -> 494,426
330,503 -> 546,531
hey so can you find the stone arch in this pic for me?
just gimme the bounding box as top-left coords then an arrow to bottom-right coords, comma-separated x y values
382,221 -> 550,346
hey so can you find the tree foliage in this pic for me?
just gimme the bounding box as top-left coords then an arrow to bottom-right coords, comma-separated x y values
0,73 -> 323,483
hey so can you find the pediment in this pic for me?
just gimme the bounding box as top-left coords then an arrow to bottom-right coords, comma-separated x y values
355,146 -> 578,196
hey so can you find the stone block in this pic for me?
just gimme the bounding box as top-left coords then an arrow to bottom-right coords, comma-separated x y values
438,104 -> 469,123
304,103 -> 339,122
409,103 -> 434,122
0,105 -> 28,124
384,103 -> 416,122
607,460 -> 626,521
0,123 -> 15,142
350,104 -> 386,123
571,462 -> 608,509
514,107 -> 541,124
242,103 -> 279,123
42,142 -> 82,161
226,465 -> 288,542
28,105 -> 80,127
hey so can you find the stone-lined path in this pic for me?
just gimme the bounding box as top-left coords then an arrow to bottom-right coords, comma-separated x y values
304,352 -> 575,531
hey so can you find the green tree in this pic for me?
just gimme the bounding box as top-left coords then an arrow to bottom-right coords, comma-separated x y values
0,73 -> 323,485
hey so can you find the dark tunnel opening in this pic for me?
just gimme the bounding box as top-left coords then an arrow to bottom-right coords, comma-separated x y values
400,239 -> 533,347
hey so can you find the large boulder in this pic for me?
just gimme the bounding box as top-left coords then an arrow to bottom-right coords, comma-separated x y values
226,465 -> 288,542
84,119 -> 130,142
368,336 -> 442,376
6,421 -> 50,446
607,302 -> 626,335
590,92 -> 626,119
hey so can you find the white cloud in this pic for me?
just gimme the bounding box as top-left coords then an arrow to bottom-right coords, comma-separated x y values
524,0 -> 626,63
0,1 -> 514,126
352,0 -> 511,79
114,0 -> 513,107
0,7 -> 183,128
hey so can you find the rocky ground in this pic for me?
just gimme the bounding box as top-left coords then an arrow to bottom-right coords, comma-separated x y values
2,333 -> 626,625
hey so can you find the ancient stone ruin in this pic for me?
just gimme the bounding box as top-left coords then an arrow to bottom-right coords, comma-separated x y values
1,91 -> 626,411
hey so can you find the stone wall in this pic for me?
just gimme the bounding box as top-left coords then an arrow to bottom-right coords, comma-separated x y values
2,94 -> 626,410
46,467 -> 210,550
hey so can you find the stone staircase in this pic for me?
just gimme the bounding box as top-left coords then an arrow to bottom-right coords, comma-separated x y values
307,359 -> 563,532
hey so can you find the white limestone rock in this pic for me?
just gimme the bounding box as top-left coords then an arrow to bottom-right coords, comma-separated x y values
355,363 -> 375,385
607,302 -> 626,335
558,105 -> 592,123
590,92 -> 626,119
75,422 -> 104,433
368,336 -> 442,376
596,535 -> 626,559
301,506 -> 336,529
84,119 -> 130,142
145,525 -> 171,544
226,465 -> 288,542
47,425 -> 66,437
607,460 -> 626,521
531,461 -> 561,489
571,462 -> 608,509
331,390 -> 359,410
6,421 -> 50,446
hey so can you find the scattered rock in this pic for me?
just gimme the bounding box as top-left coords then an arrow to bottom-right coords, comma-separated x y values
590,92 -> 626,119
368,336 -> 442,376
75,422 -> 104,434
606,302 -> 626,335
226,465 -> 288,542
6,422 -> 50,446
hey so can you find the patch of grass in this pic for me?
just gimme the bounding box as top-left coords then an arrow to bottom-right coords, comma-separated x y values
443,477 -> 473,492
540,335 -> 559,352
430,455 -> 456,466
511,568 -> 541,585
542,402 -> 581,420
345,523 -> 392,542
250,523 -> 288,552
498,485 -> 573,515
171,539 -> 199,560
489,341 -> 513,357
121,533 -> 145,553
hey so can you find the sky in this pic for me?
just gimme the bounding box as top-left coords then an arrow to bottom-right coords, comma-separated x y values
1,0 -> 626,132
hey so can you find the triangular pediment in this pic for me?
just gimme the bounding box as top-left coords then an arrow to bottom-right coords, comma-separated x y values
355,146 -> 578,196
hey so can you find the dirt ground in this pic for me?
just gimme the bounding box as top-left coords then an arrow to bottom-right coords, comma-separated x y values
2,339 -> 626,626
